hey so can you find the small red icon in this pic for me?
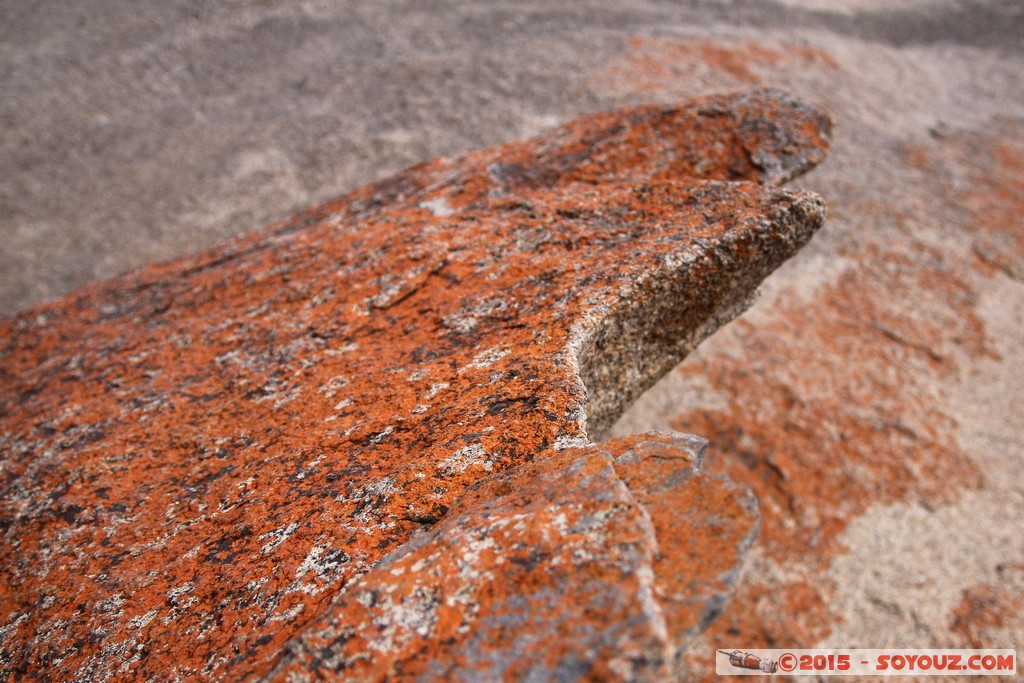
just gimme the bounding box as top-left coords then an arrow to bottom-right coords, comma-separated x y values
719,649 -> 779,673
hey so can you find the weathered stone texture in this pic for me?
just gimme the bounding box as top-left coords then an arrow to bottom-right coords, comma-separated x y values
0,90 -> 828,680
601,33 -> 1024,681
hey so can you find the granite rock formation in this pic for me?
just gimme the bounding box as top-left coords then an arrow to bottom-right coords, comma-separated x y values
5,3 -> 1023,679
0,90 -> 829,680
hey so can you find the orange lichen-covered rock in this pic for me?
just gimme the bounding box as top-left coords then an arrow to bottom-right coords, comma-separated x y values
0,89 -> 829,681
268,433 -> 759,681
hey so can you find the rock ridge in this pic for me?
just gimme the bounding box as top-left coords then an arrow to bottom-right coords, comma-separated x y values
0,89 -> 829,681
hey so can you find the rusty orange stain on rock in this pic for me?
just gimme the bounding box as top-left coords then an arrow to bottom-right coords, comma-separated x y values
0,90 -> 829,681
950,564 -> 1024,650
596,37 -> 838,96
902,124 -> 1024,283
672,120 -> 1024,677
670,234 -> 992,673
959,137 -> 1024,281
268,434 -> 759,680
671,235 -> 989,554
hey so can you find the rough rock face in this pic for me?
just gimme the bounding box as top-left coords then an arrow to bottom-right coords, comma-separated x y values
597,29 -> 1023,681
0,90 -> 829,681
